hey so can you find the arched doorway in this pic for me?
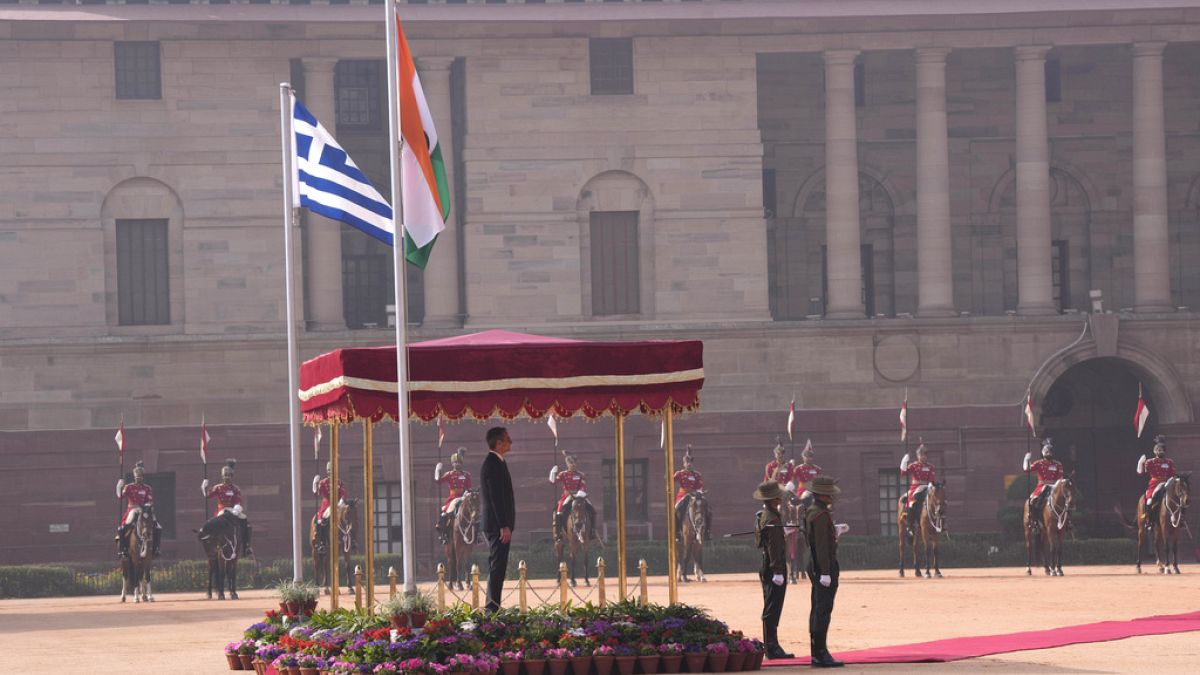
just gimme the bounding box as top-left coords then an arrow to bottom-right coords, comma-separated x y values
1040,357 -> 1158,515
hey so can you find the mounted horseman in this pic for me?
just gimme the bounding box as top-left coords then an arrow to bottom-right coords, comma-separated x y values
434,449 -> 473,544
200,459 -> 253,556
674,447 -> 709,543
1137,435 -> 1176,531
1023,437 -> 1064,533
115,460 -> 162,558
549,450 -> 598,544
899,442 -> 937,538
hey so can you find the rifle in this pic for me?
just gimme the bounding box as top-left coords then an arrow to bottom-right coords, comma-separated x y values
723,523 -> 803,538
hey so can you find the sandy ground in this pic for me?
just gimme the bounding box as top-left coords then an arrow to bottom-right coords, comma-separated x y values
2,565 -> 1198,674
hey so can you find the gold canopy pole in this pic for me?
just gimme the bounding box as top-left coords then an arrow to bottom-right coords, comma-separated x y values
330,421 -> 340,610
664,407 -> 677,604
615,414 -> 628,600
364,419 -> 376,610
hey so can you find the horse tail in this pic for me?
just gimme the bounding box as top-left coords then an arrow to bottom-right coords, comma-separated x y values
1112,504 -> 1137,531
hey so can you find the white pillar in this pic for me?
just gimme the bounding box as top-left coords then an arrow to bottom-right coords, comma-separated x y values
417,57 -> 461,327
915,48 -> 956,317
303,57 -> 345,330
823,49 -> 864,319
1014,46 -> 1057,315
1132,42 -> 1174,313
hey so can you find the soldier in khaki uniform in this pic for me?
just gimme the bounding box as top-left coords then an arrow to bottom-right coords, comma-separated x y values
754,480 -> 794,660
805,475 -> 844,668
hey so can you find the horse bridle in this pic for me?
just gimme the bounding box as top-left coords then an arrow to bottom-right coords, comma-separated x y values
925,487 -> 945,534
688,494 -> 707,544
134,508 -> 154,558
1048,480 -> 1073,532
571,497 -> 589,544
456,492 -> 479,545
1164,477 -> 1189,529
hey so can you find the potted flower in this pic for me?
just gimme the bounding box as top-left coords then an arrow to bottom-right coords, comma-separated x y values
297,653 -> 325,675
274,579 -> 301,616
255,645 -> 285,675
446,653 -> 478,675
545,647 -> 571,675
499,650 -> 524,675
592,645 -> 616,675
634,644 -> 659,675
611,645 -> 636,675
271,653 -> 299,675
379,596 -> 410,629
724,640 -> 748,672
224,641 -> 246,670
523,643 -> 549,675
705,643 -> 729,672
235,639 -> 258,671
475,653 -> 501,675
294,581 -> 320,616
657,643 -> 684,674
406,589 -> 435,628
738,639 -> 764,671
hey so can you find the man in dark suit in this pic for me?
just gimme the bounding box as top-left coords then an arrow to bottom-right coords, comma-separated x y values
479,426 -> 515,612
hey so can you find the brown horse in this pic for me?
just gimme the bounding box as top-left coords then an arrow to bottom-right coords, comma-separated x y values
120,505 -> 156,603
199,511 -> 242,600
443,489 -> 480,590
782,492 -> 808,584
677,491 -> 711,583
1024,478 -> 1075,577
1135,474 -> 1191,574
897,482 -> 946,578
311,499 -> 358,594
556,494 -> 597,587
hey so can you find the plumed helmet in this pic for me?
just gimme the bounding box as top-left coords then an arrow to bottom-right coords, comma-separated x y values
451,448 -> 466,465
916,441 -> 928,457
563,450 -> 578,467
1154,434 -> 1166,449
221,459 -> 236,478
801,441 -> 815,460
683,445 -> 694,465
132,461 -> 146,479
1041,438 -> 1054,455
773,442 -> 785,457
326,461 -> 333,475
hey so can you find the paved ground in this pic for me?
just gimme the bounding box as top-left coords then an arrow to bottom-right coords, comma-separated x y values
1,565 -> 1197,674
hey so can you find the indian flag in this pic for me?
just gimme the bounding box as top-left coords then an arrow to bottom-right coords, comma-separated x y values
395,15 -> 449,269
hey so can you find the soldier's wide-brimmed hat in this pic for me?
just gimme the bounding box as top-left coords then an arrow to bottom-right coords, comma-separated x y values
808,475 -> 841,496
753,480 -> 785,501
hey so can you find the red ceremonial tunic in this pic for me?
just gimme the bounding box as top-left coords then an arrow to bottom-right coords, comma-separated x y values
206,482 -> 243,516
1027,459 -> 1064,499
902,461 -> 937,503
1143,457 -> 1176,501
437,470 -> 472,512
554,470 -> 587,510
674,469 -> 704,505
317,477 -> 347,516
793,463 -> 822,491
120,482 -> 154,524
764,460 -> 793,484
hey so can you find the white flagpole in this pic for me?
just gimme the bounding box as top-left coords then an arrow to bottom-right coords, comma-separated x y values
385,0 -> 417,595
279,83 -> 306,582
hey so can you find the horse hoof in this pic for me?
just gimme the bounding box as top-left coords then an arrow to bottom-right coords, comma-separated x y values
569,580 -> 577,588
231,592 -> 239,599
120,596 -> 126,603
148,596 -> 155,602
700,576 -> 707,583
935,571 -> 943,578
899,570 -> 905,577
1026,569 -> 1032,576
925,572 -> 931,579
585,580 -> 591,587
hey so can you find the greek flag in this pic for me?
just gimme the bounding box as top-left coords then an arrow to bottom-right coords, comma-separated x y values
291,94 -> 394,245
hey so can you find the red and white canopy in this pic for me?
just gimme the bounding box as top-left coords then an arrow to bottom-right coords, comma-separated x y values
299,330 -> 704,424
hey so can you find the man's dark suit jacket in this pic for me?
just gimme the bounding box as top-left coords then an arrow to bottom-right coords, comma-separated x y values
480,451 -> 515,535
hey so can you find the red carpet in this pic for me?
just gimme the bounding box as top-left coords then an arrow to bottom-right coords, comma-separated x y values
764,610 -> 1200,666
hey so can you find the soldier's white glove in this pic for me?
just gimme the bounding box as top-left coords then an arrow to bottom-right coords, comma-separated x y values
201,479 -> 210,495
312,475 -> 321,494
785,481 -> 796,493
434,462 -> 444,481
337,499 -> 346,507
1022,452 -> 1032,471
549,465 -> 559,483
819,575 -> 831,587
772,574 -> 785,586
1137,455 -> 1147,474
231,504 -> 243,516
116,479 -> 125,498
900,454 -> 911,472
835,523 -> 850,537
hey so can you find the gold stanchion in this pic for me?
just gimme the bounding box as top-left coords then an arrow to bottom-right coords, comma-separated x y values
615,415 -> 627,600
388,566 -> 398,600
330,421 -> 341,610
354,565 -> 364,610
363,420 -> 375,611
597,557 -> 607,607
638,559 -> 649,605
518,560 -> 528,612
558,562 -> 568,610
664,408 -> 678,604
437,563 -> 446,611
471,564 -> 481,609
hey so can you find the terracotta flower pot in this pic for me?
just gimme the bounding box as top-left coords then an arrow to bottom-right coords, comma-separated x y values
546,658 -> 569,675
613,656 -> 636,675
500,662 -> 521,675
659,655 -> 683,674
287,666 -> 302,675
390,613 -> 410,629
751,651 -> 765,671
251,659 -> 265,675
707,654 -> 728,673
410,611 -> 428,628
238,654 -> 254,670
683,653 -> 706,673
285,600 -> 300,616
635,655 -> 659,675
278,601 -> 289,616
300,668 -> 320,675
524,658 -> 547,675
304,599 -> 319,615
569,655 -> 593,675
226,654 -> 243,670
594,655 -> 616,675
725,653 -> 745,672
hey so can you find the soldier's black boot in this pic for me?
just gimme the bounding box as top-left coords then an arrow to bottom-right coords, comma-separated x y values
241,522 -> 253,556
153,526 -> 163,557
810,634 -> 843,668
116,526 -> 128,559
764,624 -> 793,659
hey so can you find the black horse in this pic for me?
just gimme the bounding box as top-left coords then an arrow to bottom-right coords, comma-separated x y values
198,512 -> 243,600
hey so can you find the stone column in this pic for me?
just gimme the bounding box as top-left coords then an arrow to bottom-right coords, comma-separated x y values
1132,42 -> 1174,313
303,57 -> 345,330
1014,46 -> 1057,315
823,49 -> 864,319
417,57 -> 461,328
915,48 -> 956,317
